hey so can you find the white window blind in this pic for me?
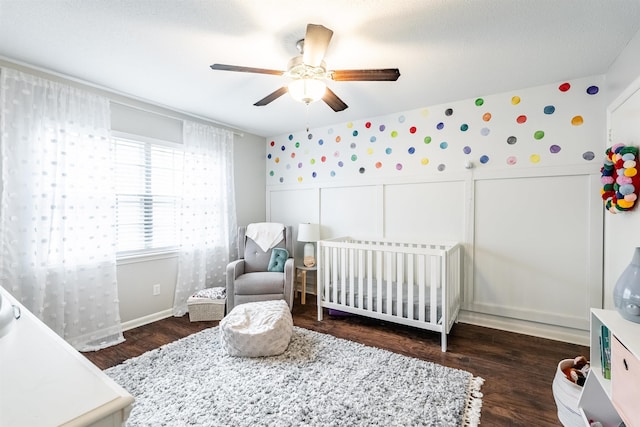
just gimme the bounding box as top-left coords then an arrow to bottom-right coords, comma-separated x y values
114,137 -> 183,255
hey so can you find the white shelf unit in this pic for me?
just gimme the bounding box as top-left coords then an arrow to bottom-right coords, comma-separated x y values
578,309 -> 640,427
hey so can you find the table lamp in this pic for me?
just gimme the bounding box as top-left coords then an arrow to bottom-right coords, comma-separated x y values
297,223 -> 320,267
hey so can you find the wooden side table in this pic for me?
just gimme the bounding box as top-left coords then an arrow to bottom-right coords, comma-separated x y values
296,265 -> 317,304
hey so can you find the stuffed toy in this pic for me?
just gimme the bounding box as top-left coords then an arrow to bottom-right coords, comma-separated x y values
562,355 -> 590,387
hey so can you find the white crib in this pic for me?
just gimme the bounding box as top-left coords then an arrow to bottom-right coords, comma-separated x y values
316,237 -> 462,352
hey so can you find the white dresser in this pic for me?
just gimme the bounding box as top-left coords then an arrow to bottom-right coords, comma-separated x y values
0,286 -> 134,427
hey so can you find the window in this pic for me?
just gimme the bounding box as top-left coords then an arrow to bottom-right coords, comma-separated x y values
113,136 -> 183,255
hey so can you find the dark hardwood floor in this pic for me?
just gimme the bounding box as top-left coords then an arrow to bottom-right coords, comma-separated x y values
84,294 -> 589,426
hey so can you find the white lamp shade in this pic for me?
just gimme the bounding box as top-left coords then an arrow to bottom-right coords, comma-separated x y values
297,223 -> 320,242
288,79 -> 326,104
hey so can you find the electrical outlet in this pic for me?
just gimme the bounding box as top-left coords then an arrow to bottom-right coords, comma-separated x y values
153,284 -> 161,296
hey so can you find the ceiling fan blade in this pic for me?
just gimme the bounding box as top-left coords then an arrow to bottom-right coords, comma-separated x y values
210,63 -> 284,76
303,24 -> 333,67
330,68 -> 401,81
322,87 -> 348,112
254,87 -> 288,106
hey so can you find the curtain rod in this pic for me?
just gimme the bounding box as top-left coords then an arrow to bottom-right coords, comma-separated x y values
0,56 -> 245,138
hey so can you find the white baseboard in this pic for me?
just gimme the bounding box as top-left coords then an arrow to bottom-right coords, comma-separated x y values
458,310 -> 590,346
121,309 -> 174,332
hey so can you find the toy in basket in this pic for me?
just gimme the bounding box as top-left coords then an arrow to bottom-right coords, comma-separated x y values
187,287 -> 226,322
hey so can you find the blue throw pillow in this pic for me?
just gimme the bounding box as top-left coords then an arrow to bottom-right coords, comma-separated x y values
267,248 -> 289,272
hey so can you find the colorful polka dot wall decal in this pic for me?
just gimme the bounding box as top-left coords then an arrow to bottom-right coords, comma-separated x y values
279,177 -> 284,183
480,155 -> 489,164
445,108 -> 453,116
347,122 -> 353,128
295,142 -> 300,148
310,158 -> 316,165
421,108 -> 429,117
288,134 -> 293,140
507,156 -> 517,165
437,164 -> 446,171
351,154 -> 357,161
269,170 -> 274,176
321,156 -> 327,162
379,124 -> 386,132
396,163 -> 403,170
571,116 -> 584,126
421,158 -> 429,165
391,131 -> 398,137
516,115 -> 527,124
534,130 -> 545,140
307,133 -> 313,139
267,153 -> 272,159
583,151 -> 595,161
365,122 -> 371,128
544,105 -> 555,114
507,136 -> 517,145
408,147 -> 415,154
440,141 -> 448,149
385,147 -> 392,154
424,136 -> 432,144
460,124 -> 469,131
511,96 -> 521,105
291,153 -> 296,158
436,122 -> 444,130
482,113 -> 492,121
376,162 -> 382,168
559,82 -> 571,92
350,143 -> 356,149
359,167 -> 365,174
338,161 -> 344,167
298,162 -> 302,168
281,145 -> 286,151
334,151 -> 340,157
367,147 -> 374,155
475,98 -> 484,106
330,171 -> 336,177
312,171 -> 317,178
480,127 -> 490,136
336,136 -> 341,142
352,130 -> 358,137
549,145 -> 561,153
463,146 -> 471,154
275,157 -> 280,163
586,86 -> 599,95
297,176 -> 303,182
410,126 -> 417,134
370,136 -> 377,142
318,139 -> 324,145
398,115 -> 406,123
530,154 -> 541,163
270,141 -> 275,147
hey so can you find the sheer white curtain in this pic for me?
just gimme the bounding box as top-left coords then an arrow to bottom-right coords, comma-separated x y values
173,121 -> 237,315
0,67 -> 123,351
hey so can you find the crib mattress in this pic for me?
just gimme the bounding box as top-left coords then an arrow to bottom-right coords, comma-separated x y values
325,280 -> 442,321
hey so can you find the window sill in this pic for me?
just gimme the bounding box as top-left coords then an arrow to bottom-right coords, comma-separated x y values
116,249 -> 179,265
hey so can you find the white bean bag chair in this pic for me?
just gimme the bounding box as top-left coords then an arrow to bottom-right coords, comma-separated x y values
219,299 -> 293,357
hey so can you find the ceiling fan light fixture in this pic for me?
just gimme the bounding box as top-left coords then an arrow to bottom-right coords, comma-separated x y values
288,78 -> 326,104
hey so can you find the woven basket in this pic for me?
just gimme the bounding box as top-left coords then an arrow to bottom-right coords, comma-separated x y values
187,296 -> 226,322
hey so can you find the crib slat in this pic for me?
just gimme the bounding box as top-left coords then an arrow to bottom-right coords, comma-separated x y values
332,246 -> 338,303
396,251 -> 403,319
340,247 -> 347,306
407,254 -> 414,321
358,248 -> 364,309
349,248 -> 355,307
418,255 -> 425,322
376,250 -> 383,314
430,254 -> 439,324
367,249 -> 373,312
386,251 -> 393,315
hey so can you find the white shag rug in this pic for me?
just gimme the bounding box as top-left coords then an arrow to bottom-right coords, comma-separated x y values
106,326 -> 483,426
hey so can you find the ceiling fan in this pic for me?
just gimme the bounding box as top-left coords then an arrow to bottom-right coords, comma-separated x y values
210,24 -> 400,112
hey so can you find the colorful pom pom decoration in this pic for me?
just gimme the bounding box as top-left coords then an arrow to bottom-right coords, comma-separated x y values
601,144 -> 640,213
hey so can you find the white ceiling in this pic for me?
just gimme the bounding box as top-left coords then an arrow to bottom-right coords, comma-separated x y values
1,0 -> 639,137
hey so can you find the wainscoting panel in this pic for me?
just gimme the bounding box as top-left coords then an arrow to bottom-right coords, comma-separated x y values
319,185 -> 381,239
470,174 -> 602,331
383,181 -> 466,243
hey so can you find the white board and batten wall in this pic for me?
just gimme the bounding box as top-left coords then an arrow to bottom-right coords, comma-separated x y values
266,75 -> 609,345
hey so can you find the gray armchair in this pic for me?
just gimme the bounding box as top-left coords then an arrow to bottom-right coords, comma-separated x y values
226,224 -> 295,312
